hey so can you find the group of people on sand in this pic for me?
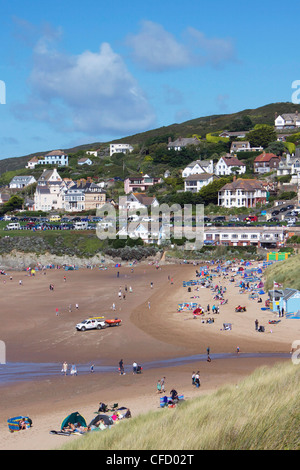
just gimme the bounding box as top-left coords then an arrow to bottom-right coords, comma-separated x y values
192,371 -> 201,388
156,376 -> 166,393
62,408 -> 132,434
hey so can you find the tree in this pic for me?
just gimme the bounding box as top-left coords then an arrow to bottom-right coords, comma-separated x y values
199,177 -> 232,205
228,115 -> 253,132
246,125 -> 277,148
0,195 -> 24,215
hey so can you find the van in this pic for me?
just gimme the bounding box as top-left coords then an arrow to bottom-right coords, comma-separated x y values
49,215 -> 61,222
5,222 -> 21,230
74,221 -> 88,230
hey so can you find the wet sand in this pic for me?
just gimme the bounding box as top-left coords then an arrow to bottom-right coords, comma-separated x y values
0,261 -> 297,450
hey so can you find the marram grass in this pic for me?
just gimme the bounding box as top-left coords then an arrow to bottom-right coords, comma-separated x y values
59,361 -> 300,450
264,254 -> 300,292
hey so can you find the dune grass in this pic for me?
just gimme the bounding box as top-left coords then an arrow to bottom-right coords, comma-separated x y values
59,361 -> 300,451
265,254 -> 300,291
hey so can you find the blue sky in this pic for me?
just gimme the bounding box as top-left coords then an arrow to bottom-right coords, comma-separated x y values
0,0 -> 299,160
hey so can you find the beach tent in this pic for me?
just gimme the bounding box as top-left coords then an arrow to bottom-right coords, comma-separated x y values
7,416 -> 32,432
61,412 -> 87,430
88,414 -> 113,427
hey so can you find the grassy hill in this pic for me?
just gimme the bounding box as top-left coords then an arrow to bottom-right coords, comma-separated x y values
60,361 -> 300,450
2,101 -> 300,177
264,254 -> 300,291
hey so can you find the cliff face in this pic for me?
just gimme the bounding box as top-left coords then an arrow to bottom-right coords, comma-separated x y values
0,250 -> 113,270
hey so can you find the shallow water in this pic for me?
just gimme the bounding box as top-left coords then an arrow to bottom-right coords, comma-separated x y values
0,353 -> 290,386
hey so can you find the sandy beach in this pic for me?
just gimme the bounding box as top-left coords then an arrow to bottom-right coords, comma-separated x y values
0,260 -> 297,450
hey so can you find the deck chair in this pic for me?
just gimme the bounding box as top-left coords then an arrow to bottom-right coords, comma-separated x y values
109,403 -> 118,411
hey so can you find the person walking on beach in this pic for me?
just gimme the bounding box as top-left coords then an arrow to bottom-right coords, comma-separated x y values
56,308 -> 59,317
119,359 -> 125,375
255,319 -> 259,331
161,376 -> 166,393
132,361 -> 137,374
148,301 -> 151,309
62,361 -> 68,376
192,371 -> 195,385
156,379 -> 162,393
194,371 -> 200,388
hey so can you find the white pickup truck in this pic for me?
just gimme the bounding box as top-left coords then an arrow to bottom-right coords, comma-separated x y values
76,317 -> 106,331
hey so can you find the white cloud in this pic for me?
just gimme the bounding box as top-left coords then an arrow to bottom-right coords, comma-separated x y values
126,21 -> 238,71
126,21 -> 191,71
15,29 -> 156,136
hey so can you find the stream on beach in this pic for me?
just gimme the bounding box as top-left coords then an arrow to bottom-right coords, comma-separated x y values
0,353 -> 290,386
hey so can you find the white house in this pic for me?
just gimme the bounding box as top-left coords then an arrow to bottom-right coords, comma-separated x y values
110,143 -> 133,156
218,178 -> 267,208
182,160 -> 214,178
275,112 -> 300,130
34,169 -> 66,211
184,173 -> 215,193
167,136 -> 200,151
26,150 -> 68,168
78,157 -> 93,166
37,168 -> 62,186
215,156 -> 246,176
86,149 -> 100,157
119,193 -> 159,211
9,175 -> 36,189
277,154 -> 300,177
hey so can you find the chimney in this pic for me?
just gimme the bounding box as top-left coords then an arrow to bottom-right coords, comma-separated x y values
233,175 -> 237,182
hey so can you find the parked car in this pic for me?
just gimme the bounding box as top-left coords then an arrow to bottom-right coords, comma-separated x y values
244,215 -> 258,222
4,222 -> 21,230
286,205 -> 294,210
268,217 -> 279,223
271,210 -> 280,216
285,217 -> 297,224
213,216 -> 226,222
229,217 -> 240,222
280,206 -> 288,212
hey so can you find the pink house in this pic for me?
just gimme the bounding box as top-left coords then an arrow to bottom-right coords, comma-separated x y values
124,174 -> 162,194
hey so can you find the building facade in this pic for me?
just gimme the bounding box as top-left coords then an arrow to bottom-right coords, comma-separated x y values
218,178 -> 267,208
124,175 -> 162,194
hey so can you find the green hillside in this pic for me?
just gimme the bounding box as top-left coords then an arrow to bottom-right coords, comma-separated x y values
1,101 -> 300,177
60,360 -> 300,450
